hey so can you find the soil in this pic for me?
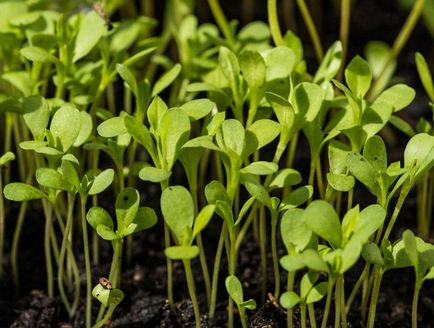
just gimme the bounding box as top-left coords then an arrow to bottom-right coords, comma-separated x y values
2,0 -> 434,327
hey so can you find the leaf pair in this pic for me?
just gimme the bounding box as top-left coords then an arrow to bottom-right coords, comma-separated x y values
87,188 -> 157,240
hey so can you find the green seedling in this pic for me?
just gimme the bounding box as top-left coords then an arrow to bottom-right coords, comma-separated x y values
280,201 -> 385,328
87,188 -> 157,326
91,277 -> 124,328
161,185 -> 215,328
225,275 -> 257,328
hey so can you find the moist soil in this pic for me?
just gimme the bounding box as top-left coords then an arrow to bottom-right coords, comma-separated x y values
2,0 -> 434,327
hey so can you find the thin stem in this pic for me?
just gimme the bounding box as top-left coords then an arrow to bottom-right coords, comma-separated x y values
338,0 -> 351,80
295,0 -> 324,63
0,174 -> 4,280
92,304 -> 117,328
321,279 -> 335,328
287,271 -> 295,328
367,267 -> 384,328
259,207 -> 267,301
339,276 -> 347,328
271,212 -> 280,299
268,0 -> 285,46
345,263 -> 369,314
207,0 -> 236,49
300,303 -> 307,328
11,201 -> 29,292
412,281 -> 421,328
184,260 -> 201,328
209,223 -> 227,319
334,277 -> 341,328
239,307 -> 248,328
43,202 -> 54,298
196,233 -> 211,306
228,231 -> 237,328
81,195 -> 92,328
308,303 -> 317,328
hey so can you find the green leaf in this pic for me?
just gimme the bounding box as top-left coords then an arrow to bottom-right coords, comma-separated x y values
327,173 -> 355,192
20,46 -> 59,64
263,46 -> 296,80
22,96 -> 49,139
182,136 -> 220,151
374,84 -> 415,112
165,246 -> 199,260
303,249 -> 329,272
192,205 -> 215,238
124,207 -> 157,235
269,169 -> 301,190
352,204 -> 386,244
87,207 -> 114,231
180,99 -> 215,121
219,47 -> 240,83
404,133 -> 434,178
246,119 -> 280,150
3,183 -> 46,201
139,166 -> 171,183
115,188 -> 140,232
305,282 -> 328,304
147,96 -> 168,133
225,275 -> 243,305
281,208 -> 311,252
36,168 -> 71,191
92,284 -> 124,307
341,205 -> 360,242
88,169 -> 114,195
389,115 -> 416,137
403,230 -> 419,269
205,180 -> 231,205
239,50 -> 266,89
161,186 -> 194,243
340,239 -> 363,273
151,63 -> 182,97
280,185 -> 313,210
362,102 -> 393,139
96,224 -> 117,240
363,136 -> 387,172
50,106 -> 82,152
116,63 -> 137,95
280,291 -> 301,309
291,82 -> 324,123
240,161 -> 278,175
1,72 -> 31,97
97,116 -> 127,138
73,11 -> 107,62
415,52 -> 434,102
244,178 -> 271,209
160,109 -> 191,169
0,152 -> 15,166
362,243 -> 385,266
300,271 -> 318,299
280,254 -> 306,272
74,111 -> 93,147
305,200 -> 342,248
314,41 -> 342,83
124,115 -> 155,156
345,55 -> 372,98
217,119 -> 245,158
240,299 -> 257,310
347,153 -> 378,195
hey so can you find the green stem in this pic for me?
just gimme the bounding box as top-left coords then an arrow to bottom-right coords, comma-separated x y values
412,281 -> 421,328
345,263 -> 369,314
295,0 -> 324,63
321,279 -> 335,328
209,223 -> 227,319
0,174 -> 4,280
308,303 -> 317,328
228,231 -> 237,328
339,276 -> 347,328
43,202 -> 54,298
301,303 -> 307,328
334,278 -> 340,328
11,201 -> 29,292
92,304 -> 117,328
81,195 -> 92,328
268,0 -> 285,46
367,267 -> 384,328
287,271 -> 295,328
196,233 -> 211,306
184,260 -> 201,328
259,207 -> 267,301
338,0 -> 351,80
271,212 -> 280,299
207,0 -> 236,49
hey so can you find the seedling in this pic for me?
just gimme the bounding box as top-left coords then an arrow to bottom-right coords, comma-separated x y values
225,275 -> 257,328
87,188 -> 157,326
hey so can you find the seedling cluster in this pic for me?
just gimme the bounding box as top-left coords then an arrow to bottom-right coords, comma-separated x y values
1,0 -> 434,327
